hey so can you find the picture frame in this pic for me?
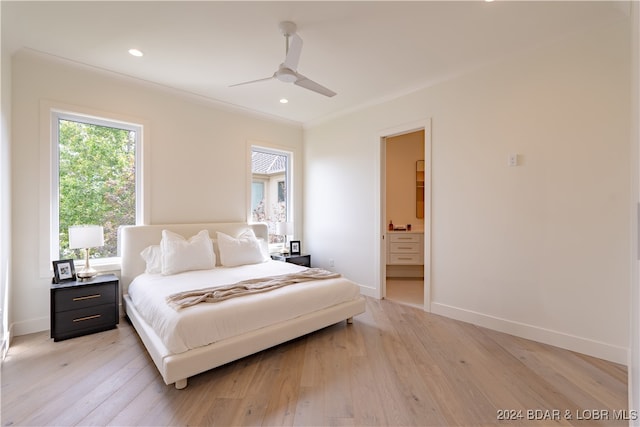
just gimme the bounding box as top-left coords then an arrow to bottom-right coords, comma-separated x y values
52,259 -> 76,284
290,240 -> 301,255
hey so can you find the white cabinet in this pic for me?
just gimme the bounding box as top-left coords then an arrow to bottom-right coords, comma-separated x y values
387,232 -> 423,265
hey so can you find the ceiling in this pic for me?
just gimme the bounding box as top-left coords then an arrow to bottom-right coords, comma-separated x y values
2,1 -> 629,126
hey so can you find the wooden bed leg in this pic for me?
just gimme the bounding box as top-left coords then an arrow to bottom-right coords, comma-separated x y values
346,317 -> 354,324
175,379 -> 187,390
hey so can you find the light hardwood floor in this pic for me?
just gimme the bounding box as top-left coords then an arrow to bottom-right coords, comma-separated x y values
386,278 -> 424,308
1,297 -> 628,426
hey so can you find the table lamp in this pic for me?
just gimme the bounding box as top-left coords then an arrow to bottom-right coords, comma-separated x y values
69,225 -> 104,280
275,222 -> 293,254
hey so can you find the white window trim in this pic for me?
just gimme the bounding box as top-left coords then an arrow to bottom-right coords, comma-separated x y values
39,101 -> 150,278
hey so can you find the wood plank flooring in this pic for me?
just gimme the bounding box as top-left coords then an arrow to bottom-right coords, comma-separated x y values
386,278 -> 424,308
1,297 -> 628,426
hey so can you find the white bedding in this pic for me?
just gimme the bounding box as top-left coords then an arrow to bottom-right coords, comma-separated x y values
128,260 -> 362,354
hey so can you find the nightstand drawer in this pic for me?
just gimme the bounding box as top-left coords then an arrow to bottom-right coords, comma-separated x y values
286,255 -> 311,267
271,254 -> 311,268
54,283 -> 117,312
53,304 -> 117,337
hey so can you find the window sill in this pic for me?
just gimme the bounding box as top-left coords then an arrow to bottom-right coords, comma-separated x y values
73,257 -> 122,274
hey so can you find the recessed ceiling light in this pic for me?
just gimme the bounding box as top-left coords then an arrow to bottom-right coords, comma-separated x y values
279,98 -> 289,104
128,48 -> 144,57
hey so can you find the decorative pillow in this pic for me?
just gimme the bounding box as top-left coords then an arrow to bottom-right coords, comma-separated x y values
211,238 -> 221,266
258,238 -> 269,258
216,229 -> 268,267
140,245 -> 162,274
160,229 -> 216,275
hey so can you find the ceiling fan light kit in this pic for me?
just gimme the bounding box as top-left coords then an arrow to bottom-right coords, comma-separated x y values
230,21 -> 336,98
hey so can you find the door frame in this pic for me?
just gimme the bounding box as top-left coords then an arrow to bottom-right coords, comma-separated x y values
377,118 -> 432,311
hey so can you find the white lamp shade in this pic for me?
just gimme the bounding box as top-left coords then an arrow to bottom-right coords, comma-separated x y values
275,222 -> 293,235
69,225 -> 104,249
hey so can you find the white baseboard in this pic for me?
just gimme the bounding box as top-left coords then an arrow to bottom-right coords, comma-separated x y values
431,302 -> 628,365
358,285 -> 378,298
1,324 -> 10,360
12,316 -> 49,337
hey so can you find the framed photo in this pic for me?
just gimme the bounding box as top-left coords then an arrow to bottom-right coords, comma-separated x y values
290,240 -> 301,255
52,259 -> 76,284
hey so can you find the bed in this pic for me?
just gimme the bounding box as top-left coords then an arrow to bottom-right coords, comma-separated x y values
120,222 -> 366,389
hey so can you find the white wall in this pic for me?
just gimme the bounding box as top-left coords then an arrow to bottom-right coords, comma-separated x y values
305,22 -> 631,363
11,50 -> 303,335
1,7 -> 13,357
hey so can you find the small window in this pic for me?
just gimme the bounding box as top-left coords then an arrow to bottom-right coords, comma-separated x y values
52,111 -> 142,261
277,181 -> 286,203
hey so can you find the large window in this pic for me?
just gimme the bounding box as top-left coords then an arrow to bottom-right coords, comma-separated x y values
52,111 -> 142,261
251,147 -> 291,244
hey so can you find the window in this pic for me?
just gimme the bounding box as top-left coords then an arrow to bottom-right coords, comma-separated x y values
277,180 -> 286,203
52,111 -> 142,261
250,147 -> 291,244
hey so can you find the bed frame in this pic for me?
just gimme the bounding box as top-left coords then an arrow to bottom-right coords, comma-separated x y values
119,222 -> 366,389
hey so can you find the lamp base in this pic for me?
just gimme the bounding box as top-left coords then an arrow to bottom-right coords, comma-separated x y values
77,247 -> 99,280
77,267 -> 98,281
280,237 -> 289,254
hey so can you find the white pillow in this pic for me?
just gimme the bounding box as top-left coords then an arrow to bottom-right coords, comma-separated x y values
216,229 -> 268,267
160,229 -> 216,275
140,245 -> 162,274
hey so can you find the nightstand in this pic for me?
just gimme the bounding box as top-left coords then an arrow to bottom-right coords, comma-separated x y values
50,273 -> 119,341
271,253 -> 311,268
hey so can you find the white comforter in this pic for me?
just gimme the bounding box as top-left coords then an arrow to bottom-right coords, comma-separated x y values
127,260 -> 361,354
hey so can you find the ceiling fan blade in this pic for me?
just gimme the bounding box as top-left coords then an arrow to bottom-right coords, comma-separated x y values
229,75 -> 275,88
294,74 -> 337,97
283,33 -> 303,71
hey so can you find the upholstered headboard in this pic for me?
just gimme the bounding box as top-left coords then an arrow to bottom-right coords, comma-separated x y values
119,222 -> 269,293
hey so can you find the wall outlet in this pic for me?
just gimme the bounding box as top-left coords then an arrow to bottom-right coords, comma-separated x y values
329,259 -> 335,267
508,153 -> 518,167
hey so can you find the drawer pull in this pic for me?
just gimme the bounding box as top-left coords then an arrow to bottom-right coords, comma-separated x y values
398,257 -> 413,260
73,294 -> 101,301
73,314 -> 101,322
398,246 -> 413,250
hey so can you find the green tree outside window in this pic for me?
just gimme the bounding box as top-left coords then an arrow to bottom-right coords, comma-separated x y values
58,119 -> 136,259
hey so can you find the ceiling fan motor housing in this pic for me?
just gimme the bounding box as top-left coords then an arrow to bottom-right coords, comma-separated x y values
276,65 -> 297,82
279,21 -> 297,36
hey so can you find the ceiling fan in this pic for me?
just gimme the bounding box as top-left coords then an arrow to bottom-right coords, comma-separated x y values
230,21 -> 337,98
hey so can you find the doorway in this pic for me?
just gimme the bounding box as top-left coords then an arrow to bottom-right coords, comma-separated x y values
379,120 -> 431,311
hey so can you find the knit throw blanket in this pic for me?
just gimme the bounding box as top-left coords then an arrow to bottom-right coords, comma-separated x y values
166,268 -> 341,310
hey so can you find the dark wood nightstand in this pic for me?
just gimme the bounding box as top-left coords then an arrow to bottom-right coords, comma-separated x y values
271,253 -> 311,268
50,273 -> 119,341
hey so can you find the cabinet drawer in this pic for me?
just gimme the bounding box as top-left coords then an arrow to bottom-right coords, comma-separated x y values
53,304 -> 117,337
389,233 -> 421,243
390,242 -> 421,253
54,283 -> 116,312
271,254 -> 311,268
389,253 -> 422,264
287,255 -> 311,267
